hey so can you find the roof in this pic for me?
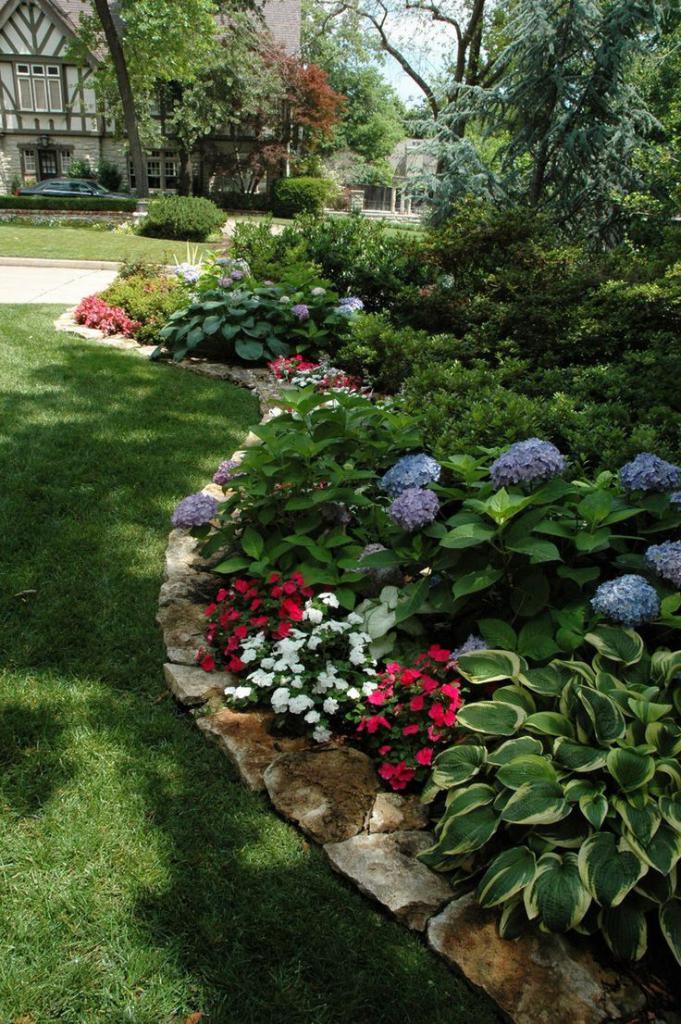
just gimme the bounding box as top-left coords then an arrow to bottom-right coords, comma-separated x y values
54,0 -> 300,53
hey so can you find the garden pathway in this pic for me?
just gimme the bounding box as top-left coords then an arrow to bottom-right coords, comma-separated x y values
0,264 -> 116,303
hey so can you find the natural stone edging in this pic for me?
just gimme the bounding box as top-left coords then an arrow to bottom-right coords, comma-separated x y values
151,366 -> 647,1024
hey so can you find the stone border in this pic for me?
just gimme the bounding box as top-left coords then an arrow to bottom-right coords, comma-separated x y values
153,370 -> 647,1024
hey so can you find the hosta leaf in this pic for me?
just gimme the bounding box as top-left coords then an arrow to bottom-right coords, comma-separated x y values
624,824 -> 681,875
599,896 -> 648,960
457,650 -> 522,684
477,847 -> 537,908
524,711 -> 575,738
660,899 -> 681,967
553,738 -> 607,772
636,867 -> 676,904
444,783 -> 496,817
501,782 -> 570,826
645,722 -> 681,757
430,745 -> 487,790
578,833 -> 645,908
578,687 -> 626,743
498,897 -> 527,939
487,736 -> 544,765
613,798 -> 661,846
606,748 -> 655,793
579,791 -> 609,830
651,650 -> 681,687
493,685 -> 537,715
424,805 -> 499,857
524,852 -> 591,931
456,701 -> 526,736
497,755 -> 558,790
518,664 -> 565,696
585,626 -> 644,666
627,699 -> 673,725
660,795 -> 681,834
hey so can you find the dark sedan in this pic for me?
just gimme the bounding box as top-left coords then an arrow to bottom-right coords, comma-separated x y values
17,177 -> 130,200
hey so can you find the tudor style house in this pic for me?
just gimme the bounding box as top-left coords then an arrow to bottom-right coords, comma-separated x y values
0,0 -> 300,195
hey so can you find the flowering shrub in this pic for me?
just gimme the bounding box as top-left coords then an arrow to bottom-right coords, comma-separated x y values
389,487 -> 440,531
213,458 -> 243,486
380,453 -> 441,497
269,353 -> 363,393
591,574 -> 660,626
74,295 -> 140,337
351,647 -> 463,790
489,438 -> 567,490
619,452 -> 681,493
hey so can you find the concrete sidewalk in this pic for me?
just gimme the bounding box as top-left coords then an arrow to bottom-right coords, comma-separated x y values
0,264 -> 117,304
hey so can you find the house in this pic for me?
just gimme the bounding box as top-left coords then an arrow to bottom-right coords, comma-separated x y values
0,0 -> 301,195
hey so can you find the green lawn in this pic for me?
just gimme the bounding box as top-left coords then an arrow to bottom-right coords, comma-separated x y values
0,224 -> 221,262
0,306 -> 498,1024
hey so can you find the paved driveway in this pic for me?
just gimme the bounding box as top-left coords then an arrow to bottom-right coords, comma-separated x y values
0,264 -> 117,304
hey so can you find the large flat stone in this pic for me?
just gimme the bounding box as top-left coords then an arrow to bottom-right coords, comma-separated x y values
264,748 -> 378,843
427,893 -> 646,1024
197,708 -> 310,790
369,792 -> 430,833
324,831 -> 451,931
163,663 -> 229,706
156,599 -> 206,665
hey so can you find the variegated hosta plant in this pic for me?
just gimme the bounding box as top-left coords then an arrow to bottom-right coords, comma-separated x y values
420,626 -> 681,964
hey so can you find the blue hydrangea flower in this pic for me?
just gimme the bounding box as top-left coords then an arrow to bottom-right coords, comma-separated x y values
591,575 -> 660,626
175,262 -> 201,285
291,303 -> 310,321
380,453 -> 442,497
335,297 -> 364,315
619,453 -> 681,493
645,541 -> 681,588
490,438 -> 567,490
670,492 -> 681,509
172,492 -> 219,528
212,459 -> 242,486
451,634 -> 486,661
389,487 -> 439,531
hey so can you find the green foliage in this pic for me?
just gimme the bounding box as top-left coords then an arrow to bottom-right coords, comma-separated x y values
214,191 -> 273,212
337,313 -> 456,393
154,270 -> 346,363
96,159 -> 124,192
271,177 -> 335,218
100,272 -> 189,344
421,632 -> 681,964
66,158 -> 95,179
0,195 -> 136,212
139,195 -> 225,241
230,216 -> 308,279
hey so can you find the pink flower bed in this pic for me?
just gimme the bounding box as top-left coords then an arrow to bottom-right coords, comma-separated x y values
74,295 -> 140,338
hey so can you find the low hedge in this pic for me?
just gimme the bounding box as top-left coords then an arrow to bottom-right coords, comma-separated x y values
0,195 -> 137,212
271,177 -> 334,217
139,195 -> 225,241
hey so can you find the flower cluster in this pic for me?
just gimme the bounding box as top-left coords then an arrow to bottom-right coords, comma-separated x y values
380,453 -> 442,497
74,295 -> 140,337
619,452 -> 681,493
591,574 -> 660,626
450,634 -> 486,661
213,458 -> 242,486
291,303 -> 310,321
490,438 -> 567,490
335,296 -> 364,316
171,491 -> 219,529
269,354 -> 363,394
352,647 -> 462,790
197,571 -> 315,672
389,487 -> 439,531
645,541 -> 681,588
221,592 -> 379,742
175,262 -> 202,285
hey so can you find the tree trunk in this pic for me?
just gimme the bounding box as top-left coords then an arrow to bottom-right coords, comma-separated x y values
178,147 -> 192,195
92,0 -> 148,197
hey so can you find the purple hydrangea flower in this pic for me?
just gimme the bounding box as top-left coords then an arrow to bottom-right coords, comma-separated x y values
291,303 -> 310,321
380,453 -> 441,497
172,492 -> 219,528
218,276 -> 232,288
175,262 -> 201,285
213,459 -> 242,486
490,438 -> 567,490
591,575 -> 660,627
231,270 -> 245,281
451,634 -> 486,661
619,453 -> 681,493
645,541 -> 681,588
389,487 -> 439,531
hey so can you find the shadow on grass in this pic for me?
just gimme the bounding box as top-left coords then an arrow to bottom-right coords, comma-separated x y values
0,312 -> 500,1024
0,702 -> 71,817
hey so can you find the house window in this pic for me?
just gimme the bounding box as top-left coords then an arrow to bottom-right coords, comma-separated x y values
59,149 -> 73,175
16,63 -> 63,112
129,150 -> 179,191
22,149 -> 36,176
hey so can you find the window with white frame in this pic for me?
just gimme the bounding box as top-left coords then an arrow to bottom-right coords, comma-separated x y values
16,63 -> 63,112
22,149 -> 36,177
59,149 -> 73,175
129,150 -> 180,191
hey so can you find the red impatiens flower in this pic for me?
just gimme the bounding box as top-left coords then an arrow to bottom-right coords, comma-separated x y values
415,747 -> 434,766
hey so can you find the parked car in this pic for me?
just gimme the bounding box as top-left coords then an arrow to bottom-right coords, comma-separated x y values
17,178 -> 129,200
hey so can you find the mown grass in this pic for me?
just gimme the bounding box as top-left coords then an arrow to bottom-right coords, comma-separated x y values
0,224 -> 220,262
0,306 -> 498,1024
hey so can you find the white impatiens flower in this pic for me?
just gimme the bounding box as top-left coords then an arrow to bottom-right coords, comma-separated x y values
247,669 -> 275,688
305,607 -> 324,625
323,697 -> 339,715
318,592 -> 339,608
288,694 -> 315,715
349,647 -> 368,666
307,635 -> 323,650
304,709 -> 321,724
347,612 -> 363,626
233,686 -> 253,699
362,680 -> 378,696
241,648 -> 258,664
346,687 -> 360,700
271,686 -> 290,713
260,657 -> 275,670
313,725 -> 332,743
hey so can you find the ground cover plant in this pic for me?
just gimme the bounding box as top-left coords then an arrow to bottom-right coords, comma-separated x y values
0,304 -> 496,1024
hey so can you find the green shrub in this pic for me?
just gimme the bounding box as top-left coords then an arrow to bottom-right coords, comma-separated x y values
100,273 -> 189,344
215,191 -> 272,212
0,195 -> 136,212
230,217 -> 307,279
271,177 -> 334,217
67,158 -> 95,179
421,635 -> 681,965
139,195 -> 225,241
97,159 -> 123,193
